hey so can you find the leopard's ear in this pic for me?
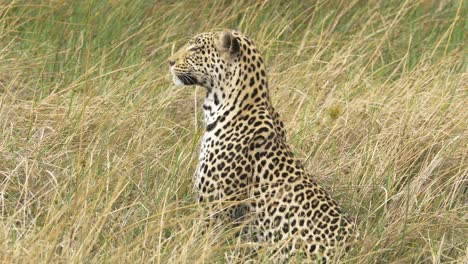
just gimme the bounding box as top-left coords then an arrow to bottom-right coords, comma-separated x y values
219,30 -> 240,56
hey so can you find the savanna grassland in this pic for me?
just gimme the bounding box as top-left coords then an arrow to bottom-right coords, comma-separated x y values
0,0 -> 466,263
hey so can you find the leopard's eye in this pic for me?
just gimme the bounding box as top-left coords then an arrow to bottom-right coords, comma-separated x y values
189,46 -> 201,52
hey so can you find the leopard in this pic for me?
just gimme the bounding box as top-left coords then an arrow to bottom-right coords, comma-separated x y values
168,29 -> 358,262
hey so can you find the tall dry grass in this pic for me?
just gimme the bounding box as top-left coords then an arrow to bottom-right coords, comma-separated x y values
0,0 -> 466,263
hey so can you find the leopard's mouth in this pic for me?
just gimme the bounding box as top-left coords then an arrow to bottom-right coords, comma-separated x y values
177,74 -> 198,85
171,70 -> 198,86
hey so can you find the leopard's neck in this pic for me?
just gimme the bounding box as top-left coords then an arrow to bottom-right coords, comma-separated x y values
202,68 -> 272,134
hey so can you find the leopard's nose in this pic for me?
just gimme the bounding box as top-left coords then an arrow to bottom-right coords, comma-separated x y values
168,60 -> 175,66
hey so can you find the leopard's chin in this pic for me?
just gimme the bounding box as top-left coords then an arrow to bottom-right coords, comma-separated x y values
171,74 -> 184,86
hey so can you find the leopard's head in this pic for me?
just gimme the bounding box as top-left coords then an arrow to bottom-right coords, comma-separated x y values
168,30 -> 241,89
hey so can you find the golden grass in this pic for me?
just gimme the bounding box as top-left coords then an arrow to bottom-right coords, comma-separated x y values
0,0 -> 466,263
